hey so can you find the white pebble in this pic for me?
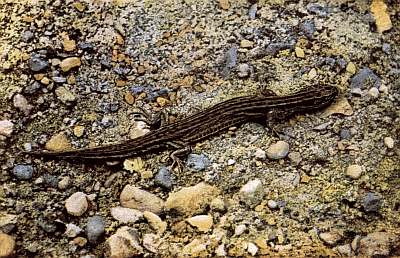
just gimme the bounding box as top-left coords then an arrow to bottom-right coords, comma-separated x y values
254,148 -> 266,160
368,87 -> 379,98
65,192 -> 88,216
346,164 -> 362,179
267,200 -> 278,209
384,137 -> 394,149
234,224 -> 247,236
247,242 -> 258,256
0,120 -> 14,137
266,141 -> 289,159
227,159 -> 236,165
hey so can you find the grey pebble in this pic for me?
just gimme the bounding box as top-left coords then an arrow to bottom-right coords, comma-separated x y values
186,153 -> 210,171
86,215 -> 105,244
42,174 -> 59,188
155,166 -> 174,189
237,63 -> 251,78
12,164 -> 34,180
382,43 -> 391,54
52,76 -> 67,84
340,128 -> 352,140
267,200 -> 278,209
248,4 -> 257,19
350,67 -> 381,89
265,42 -> 294,56
363,192 -> 382,212
306,3 -> 329,17
24,81 -> 42,94
21,30 -> 34,42
300,20 -> 315,39
29,54 -> 48,72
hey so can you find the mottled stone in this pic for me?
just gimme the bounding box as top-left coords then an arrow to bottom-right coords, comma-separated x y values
319,231 -> 342,246
111,207 -> 143,224
13,94 -> 33,115
12,164 -> 34,180
55,86 -> 76,103
155,166 -> 174,189
239,179 -> 264,208
266,141 -> 289,159
45,132 -> 72,151
65,223 -> 82,238
186,215 -> 213,232
143,211 -> 167,234
86,215 -> 105,244
106,226 -> 143,257
346,164 -> 362,179
362,192 -> 382,212
60,57 -> 81,72
65,192 -> 88,216
0,120 -> 14,137
359,232 -> 399,256
350,67 -> 381,89
120,185 -> 164,214
30,54 -> 48,72
186,154 -> 210,171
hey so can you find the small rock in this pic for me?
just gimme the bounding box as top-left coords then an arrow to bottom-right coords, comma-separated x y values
223,46 -> 238,74
322,97 -> 353,116
240,39 -> 254,49
288,152 -> 302,165
186,154 -> 210,171
350,67 -> 381,89
0,233 -> 15,258
368,87 -> 379,98
237,63 -> 251,78
123,158 -> 144,173
210,197 -> 225,211
106,226 -> 143,257
72,236 -> 87,247
239,179 -> 264,208
382,43 -> 391,54
227,159 -> 235,165
267,200 -> 278,209
234,224 -> 247,236
155,166 -> 174,189
266,141 -> 289,159
165,182 -> 219,216
45,132 -> 72,151
248,4 -> 257,19
362,192 -> 382,212
300,20 -> 315,39
295,47 -> 305,58
55,86 -> 76,103
65,192 -> 88,216
142,233 -> 160,253
370,0 -> 392,33
359,232 -> 399,256
111,207 -> 143,224
337,244 -> 352,256
346,164 -> 362,179
21,30 -> 34,42
143,211 -> 167,234
73,125 -> 85,138
60,57 -> 81,72
183,239 -> 207,256
215,244 -> 227,256
0,120 -> 14,137
346,62 -> 356,74
13,94 -> 33,115
384,137 -> 394,149
319,232 -> 342,246
43,174 -> 58,188
86,215 -> 105,244
219,0 -> 230,10
0,213 -> 17,233
12,164 -> 34,180
65,223 -> 82,238
254,149 -> 266,160
30,54 -> 48,72
340,128 -> 352,140
247,242 -> 258,256
306,3 -> 329,16
120,185 -> 165,214
186,215 -> 213,232
24,81 -> 42,94
58,176 -> 71,190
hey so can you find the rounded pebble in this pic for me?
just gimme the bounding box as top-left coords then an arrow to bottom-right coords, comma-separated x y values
12,164 -> 34,180
266,141 -> 289,159
247,242 -> 258,256
383,137 -> 394,149
120,185 -> 165,214
155,166 -> 174,189
186,153 -> 210,171
254,149 -> 266,160
65,192 -> 88,216
186,215 -> 213,232
346,164 -> 362,179
0,233 -> 15,258
267,200 -> 278,209
0,120 -> 14,137
368,87 -> 379,98
237,63 -> 250,78
86,215 -> 105,244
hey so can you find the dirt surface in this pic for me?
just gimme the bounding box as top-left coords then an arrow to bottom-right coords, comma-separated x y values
0,0 -> 399,257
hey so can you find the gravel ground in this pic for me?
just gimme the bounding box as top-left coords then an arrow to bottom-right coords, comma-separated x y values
0,0 -> 399,257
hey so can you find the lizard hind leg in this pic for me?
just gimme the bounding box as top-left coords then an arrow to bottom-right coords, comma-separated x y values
167,141 -> 191,173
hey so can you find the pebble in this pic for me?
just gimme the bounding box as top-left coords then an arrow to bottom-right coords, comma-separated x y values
0,213 -> 17,233
123,158 -> 144,173
65,192 -> 88,216
24,81 -> 42,94
362,192 -> 382,212
288,153 -> 302,167
237,63 -> 251,78
43,174 -> 58,188
340,128 -> 352,140
45,132 -> 72,151
358,232 -> 399,256
240,39 -> 254,49
165,182 -> 219,216
234,224 -> 247,236
337,244 -> 352,256
224,47 -> 238,71
0,233 -> 15,258
155,166 -> 174,189
143,211 -> 167,234
60,57 -> 81,72
21,30 -> 34,42
227,159 -> 235,165
306,3 -> 329,16
247,242 -> 258,256
86,215 -> 105,244
215,244 -> 227,256
12,164 -> 34,180
111,207 -> 143,224
300,20 -> 316,39
346,164 -> 362,179
120,185 -> 165,214
72,236 -> 87,247
346,62 -> 356,74
186,215 -> 213,232
267,200 -> 278,209
58,176 -> 71,190
210,197 -> 225,212
55,86 -> 76,103
186,154 -> 210,171
65,223 -> 82,238
384,137 -> 394,149
266,141 -> 289,159
319,231 -> 342,246
13,94 -> 33,115
295,47 -> 305,58
350,67 -> 381,89
254,148 -> 266,160
368,87 -> 379,98
248,4 -> 257,19
73,125 -> 85,138
219,0 -> 230,10
183,239 -> 207,256
30,54 -> 48,72
106,226 -> 143,257
142,233 -> 160,253
239,179 -> 264,208
0,120 -> 14,137
322,97 -> 353,116
382,43 -> 391,54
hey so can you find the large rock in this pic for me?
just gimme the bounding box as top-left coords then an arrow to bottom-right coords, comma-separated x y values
120,185 -> 164,214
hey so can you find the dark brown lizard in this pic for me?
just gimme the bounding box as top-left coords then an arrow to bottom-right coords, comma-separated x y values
27,85 -> 339,161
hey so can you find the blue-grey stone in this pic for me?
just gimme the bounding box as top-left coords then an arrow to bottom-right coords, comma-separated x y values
248,4 -> 257,19
350,67 -> 381,89
42,174 -> 59,188
306,3 -> 329,17
86,215 -> 105,244
12,164 -> 34,180
29,54 -> 48,72
52,76 -> 67,83
363,192 -> 382,212
382,43 -> 391,54
186,154 -> 210,172
24,81 -> 42,94
340,128 -> 352,140
301,20 -> 316,39
155,166 -> 174,189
